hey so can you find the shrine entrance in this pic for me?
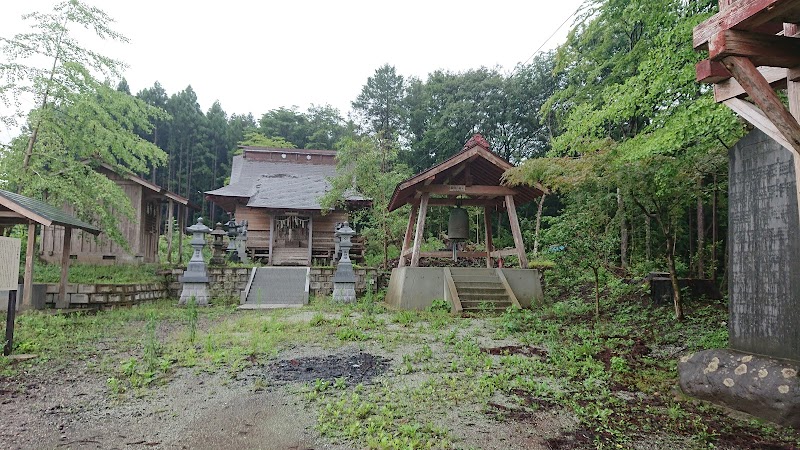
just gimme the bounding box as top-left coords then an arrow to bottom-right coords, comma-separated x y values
271,214 -> 312,266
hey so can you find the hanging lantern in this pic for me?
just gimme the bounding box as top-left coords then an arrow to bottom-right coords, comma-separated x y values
448,206 -> 469,242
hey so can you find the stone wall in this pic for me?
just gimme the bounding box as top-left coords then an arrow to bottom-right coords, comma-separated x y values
43,282 -> 169,307
37,266 -> 380,308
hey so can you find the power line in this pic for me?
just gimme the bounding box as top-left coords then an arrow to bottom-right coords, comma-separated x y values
515,3 -> 584,73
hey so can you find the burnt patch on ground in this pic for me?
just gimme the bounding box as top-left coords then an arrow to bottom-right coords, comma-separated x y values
481,345 -> 548,359
544,428 -> 596,449
269,351 -> 391,386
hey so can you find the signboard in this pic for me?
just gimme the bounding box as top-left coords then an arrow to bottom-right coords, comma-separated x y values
448,185 -> 466,192
0,236 -> 21,291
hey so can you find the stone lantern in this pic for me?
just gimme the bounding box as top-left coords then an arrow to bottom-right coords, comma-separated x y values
225,218 -> 240,262
332,222 -> 357,303
210,222 -> 227,266
179,217 -> 211,306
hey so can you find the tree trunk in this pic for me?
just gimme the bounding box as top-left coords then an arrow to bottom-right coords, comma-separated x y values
533,193 -> 546,256
618,188 -> 628,270
664,233 -> 683,321
645,215 -> 651,261
696,179 -> 705,279
712,174 -> 718,283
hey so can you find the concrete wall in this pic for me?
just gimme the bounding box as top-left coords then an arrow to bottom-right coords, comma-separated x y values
729,130 -> 800,361
385,267 -> 543,310
499,268 -> 543,308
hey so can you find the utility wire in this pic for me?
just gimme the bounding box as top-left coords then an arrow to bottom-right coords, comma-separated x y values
514,3 -> 584,74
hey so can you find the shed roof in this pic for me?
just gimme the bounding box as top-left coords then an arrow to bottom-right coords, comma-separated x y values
206,155 -> 367,212
0,189 -> 101,234
387,134 -> 544,211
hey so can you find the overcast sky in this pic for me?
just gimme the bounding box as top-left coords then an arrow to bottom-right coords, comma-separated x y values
1,0 -> 585,143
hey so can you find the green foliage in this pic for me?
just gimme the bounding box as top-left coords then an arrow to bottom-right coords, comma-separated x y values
32,262 -> 160,284
0,2 -> 168,248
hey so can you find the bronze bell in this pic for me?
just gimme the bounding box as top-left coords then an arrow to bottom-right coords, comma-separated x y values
448,207 -> 469,241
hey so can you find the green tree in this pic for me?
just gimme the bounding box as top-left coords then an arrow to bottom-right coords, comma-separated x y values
322,136 -> 411,269
0,0 -> 167,246
352,64 -> 406,142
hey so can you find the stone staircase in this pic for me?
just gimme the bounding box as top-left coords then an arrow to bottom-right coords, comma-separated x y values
447,268 -> 518,313
239,267 -> 309,309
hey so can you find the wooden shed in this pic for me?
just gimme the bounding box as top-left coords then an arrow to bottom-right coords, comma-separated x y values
38,165 -> 190,264
205,147 -> 370,266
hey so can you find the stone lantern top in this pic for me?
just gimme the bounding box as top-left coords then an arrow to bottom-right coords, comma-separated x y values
210,222 -> 226,237
187,217 -> 211,234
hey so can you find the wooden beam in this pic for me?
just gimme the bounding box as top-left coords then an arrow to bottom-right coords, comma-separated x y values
398,202 -> 418,268
0,212 -> 28,219
714,66 -> 787,101
693,0 -> 792,50
505,195 -> 528,268
425,198 -> 500,207
710,30 -> 800,68
410,193 -> 429,267
484,209 -> 493,268
307,215 -> 313,266
697,59 -> 733,83
166,199 -> 174,263
21,222 -> 35,310
56,227 -> 72,309
416,185 -> 517,196
268,213 -> 274,266
723,55 -> 800,154
724,98 -> 795,150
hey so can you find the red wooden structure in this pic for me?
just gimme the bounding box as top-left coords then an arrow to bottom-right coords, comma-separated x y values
387,134 -> 544,268
695,0 -> 800,153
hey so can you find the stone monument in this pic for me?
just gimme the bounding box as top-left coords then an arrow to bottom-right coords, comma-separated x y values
679,130 -> 799,426
179,218 -> 212,306
332,223 -> 356,303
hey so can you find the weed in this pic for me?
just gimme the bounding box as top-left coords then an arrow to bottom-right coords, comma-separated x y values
186,296 -> 199,344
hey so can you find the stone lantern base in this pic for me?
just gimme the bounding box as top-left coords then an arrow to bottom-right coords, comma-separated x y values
179,282 -> 210,306
332,282 -> 356,303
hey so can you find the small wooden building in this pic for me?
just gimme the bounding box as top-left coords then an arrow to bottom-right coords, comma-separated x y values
388,134 -> 544,268
205,146 -> 369,266
39,165 -> 190,264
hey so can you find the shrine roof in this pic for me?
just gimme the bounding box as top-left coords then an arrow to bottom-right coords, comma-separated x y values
387,134 -> 544,212
206,155 -> 367,211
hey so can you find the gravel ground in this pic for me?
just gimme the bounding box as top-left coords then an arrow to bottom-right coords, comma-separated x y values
0,310 -> 578,450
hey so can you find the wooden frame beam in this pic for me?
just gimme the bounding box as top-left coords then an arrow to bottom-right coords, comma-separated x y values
416,185 -> 517,196
505,195 -> 528,269
56,227 -> 72,309
398,202 -> 418,268
714,66 -> 787,101
425,198 -> 501,207
723,55 -> 800,154
710,30 -> 800,68
693,0 -> 793,50
410,193 -> 429,267
484,209 -> 493,268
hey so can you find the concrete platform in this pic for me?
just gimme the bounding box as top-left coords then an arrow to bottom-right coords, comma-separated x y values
385,267 -> 542,311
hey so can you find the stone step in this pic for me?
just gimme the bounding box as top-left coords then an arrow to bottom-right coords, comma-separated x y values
459,293 -> 510,302
457,286 -> 507,295
245,267 -> 308,306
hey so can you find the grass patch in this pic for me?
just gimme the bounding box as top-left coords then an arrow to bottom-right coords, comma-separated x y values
32,262 -> 162,284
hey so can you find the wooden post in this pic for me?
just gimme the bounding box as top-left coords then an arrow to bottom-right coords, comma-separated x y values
178,206 -> 185,264
166,200 -> 174,263
268,213 -> 274,266
56,227 -> 72,309
398,202 -> 418,268
22,221 -> 35,310
307,215 -> 313,265
410,193 -> 429,267
484,208 -> 494,268
785,24 -> 800,234
505,195 -> 529,269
